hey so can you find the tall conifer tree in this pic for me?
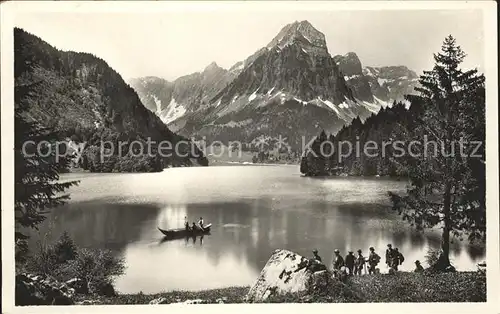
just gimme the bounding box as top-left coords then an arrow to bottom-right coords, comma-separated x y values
388,36 -> 485,270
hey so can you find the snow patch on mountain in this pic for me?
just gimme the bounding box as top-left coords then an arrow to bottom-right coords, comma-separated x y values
344,75 -> 360,81
377,78 -> 390,86
293,97 -> 308,105
223,119 -> 254,128
152,94 -> 162,113
160,98 -> 186,124
338,102 -> 349,109
363,67 -> 380,77
318,98 -> 340,115
248,89 -> 258,101
280,93 -> 287,104
367,96 -> 390,110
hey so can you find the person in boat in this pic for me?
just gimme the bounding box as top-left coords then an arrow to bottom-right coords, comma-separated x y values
414,260 -> 424,273
345,251 -> 355,276
191,222 -> 198,231
184,216 -> 190,231
368,247 -> 381,274
198,217 -> 204,230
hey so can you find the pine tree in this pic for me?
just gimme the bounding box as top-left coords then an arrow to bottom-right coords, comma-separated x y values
388,35 -> 485,270
53,231 -> 78,263
15,81 -> 79,261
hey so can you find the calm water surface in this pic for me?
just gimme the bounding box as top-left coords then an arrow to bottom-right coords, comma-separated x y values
31,165 -> 485,293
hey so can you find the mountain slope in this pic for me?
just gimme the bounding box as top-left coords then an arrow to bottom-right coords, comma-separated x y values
363,66 -> 419,102
129,62 -> 236,125
172,21 -> 381,148
131,20 -> 418,151
333,52 -> 375,103
14,28 -> 207,168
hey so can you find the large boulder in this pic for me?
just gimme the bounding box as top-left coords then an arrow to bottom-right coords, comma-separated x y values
16,273 -> 75,305
246,249 -> 329,302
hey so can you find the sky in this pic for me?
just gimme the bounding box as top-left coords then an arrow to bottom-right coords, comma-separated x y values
14,8 -> 484,82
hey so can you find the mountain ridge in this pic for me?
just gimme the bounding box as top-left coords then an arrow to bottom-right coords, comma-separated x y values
129,20 -> 419,150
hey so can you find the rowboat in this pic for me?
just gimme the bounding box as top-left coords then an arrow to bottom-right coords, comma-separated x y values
157,223 -> 212,239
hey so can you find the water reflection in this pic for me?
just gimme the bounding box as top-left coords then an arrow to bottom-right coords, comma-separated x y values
30,168 -> 485,294
28,201 -> 161,252
157,234 -> 206,246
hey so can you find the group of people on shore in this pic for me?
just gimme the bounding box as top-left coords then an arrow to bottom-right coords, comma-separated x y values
312,244 -> 424,276
184,216 -> 205,231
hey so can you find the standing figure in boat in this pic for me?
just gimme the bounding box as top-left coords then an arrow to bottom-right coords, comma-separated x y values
184,216 -> 190,231
198,217 -> 204,230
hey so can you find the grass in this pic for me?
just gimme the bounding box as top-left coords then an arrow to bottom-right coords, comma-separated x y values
75,271 -> 486,304
346,271 -> 486,303
74,287 -> 250,304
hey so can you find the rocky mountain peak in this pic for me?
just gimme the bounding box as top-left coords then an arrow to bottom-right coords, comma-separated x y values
362,65 -> 419,102
266,20 -> 327,54
203,61 -> 223,74
129,20 -> 418,150
363,65 -> 418,79
333,52 -> 363,76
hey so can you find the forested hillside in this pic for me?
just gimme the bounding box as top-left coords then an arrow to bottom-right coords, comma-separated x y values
14,28 -> 208,172
300,102 -> 421,177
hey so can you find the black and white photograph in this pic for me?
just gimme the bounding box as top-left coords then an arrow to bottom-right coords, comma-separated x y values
1,1 -> 498,312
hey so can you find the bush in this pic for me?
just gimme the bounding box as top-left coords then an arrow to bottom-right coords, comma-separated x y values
425,248 -> 441,268
59,248 -> 125,295
22,232 -> 125,296
24,241 -> 60,275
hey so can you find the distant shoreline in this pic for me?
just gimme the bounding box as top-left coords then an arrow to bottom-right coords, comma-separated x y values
211,161 -> 298,166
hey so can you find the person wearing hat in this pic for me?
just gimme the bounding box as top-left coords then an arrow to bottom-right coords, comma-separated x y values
368,247 -> 381,274
385,244 -> 395,269
393,248 -> 404,271
332,249 -> 345,271
354,249 -> 366,275
312,249 -> 322,263
414,260 -> 424,273
345,251 -> 355,276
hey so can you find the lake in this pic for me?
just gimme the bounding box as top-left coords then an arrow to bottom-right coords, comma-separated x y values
29,165 -> 485,294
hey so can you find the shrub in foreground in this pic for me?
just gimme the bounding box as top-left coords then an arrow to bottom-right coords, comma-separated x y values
22,232 -> 125,296
59,248 -> 125,295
